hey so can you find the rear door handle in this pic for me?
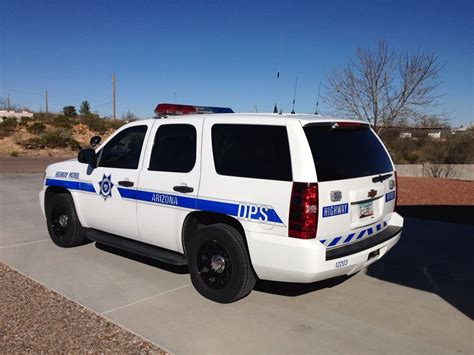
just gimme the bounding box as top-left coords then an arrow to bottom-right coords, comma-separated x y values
173,185 -> 194,193
118,180 -> 134,187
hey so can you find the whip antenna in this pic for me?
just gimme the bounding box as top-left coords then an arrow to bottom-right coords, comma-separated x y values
291,77 -> 298,114
273,34 -> 282,113
315,80 -> 321,115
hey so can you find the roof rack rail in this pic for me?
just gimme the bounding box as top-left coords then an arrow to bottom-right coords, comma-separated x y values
154,103 -> 234,118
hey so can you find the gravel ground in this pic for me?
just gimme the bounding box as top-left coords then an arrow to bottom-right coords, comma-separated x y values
398,176 -> 474,205
0,262 -> 166,354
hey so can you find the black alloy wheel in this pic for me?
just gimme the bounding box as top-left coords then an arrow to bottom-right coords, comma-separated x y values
46,193 -> 89,248
197,240 -> 232,289
187,223 -> 256,303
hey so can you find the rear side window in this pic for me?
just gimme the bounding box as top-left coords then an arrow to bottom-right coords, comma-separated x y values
212,124 -> 292,181
149,124 -> 196,173
304,124 -> 393,182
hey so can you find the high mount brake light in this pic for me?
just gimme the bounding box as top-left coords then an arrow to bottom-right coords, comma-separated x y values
154,103 -> 234,117
334,121 -> 362,128
289,182 -> 318,239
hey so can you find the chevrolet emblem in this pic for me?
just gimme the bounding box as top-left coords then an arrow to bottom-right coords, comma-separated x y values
368,189 -> 377,198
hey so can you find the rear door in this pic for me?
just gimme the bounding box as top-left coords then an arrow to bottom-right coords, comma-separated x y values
303,122 -> 397,248
198,117 -> 294,237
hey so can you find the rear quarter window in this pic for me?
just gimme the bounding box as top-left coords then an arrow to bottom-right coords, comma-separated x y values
212,124 -> 292,181
304,123 -> 393,182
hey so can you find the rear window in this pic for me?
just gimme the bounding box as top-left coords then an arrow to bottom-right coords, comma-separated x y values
304,123 -> 393,182
212,124 -> 292,181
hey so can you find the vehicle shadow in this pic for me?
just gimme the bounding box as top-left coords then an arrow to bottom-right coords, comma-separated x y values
367,205 -> 474,319
95,243 -> 189,274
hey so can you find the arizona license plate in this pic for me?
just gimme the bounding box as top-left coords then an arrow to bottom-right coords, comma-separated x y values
359,201 -> 374,218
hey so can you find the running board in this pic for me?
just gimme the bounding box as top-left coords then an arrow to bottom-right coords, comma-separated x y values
86,229 -> 188,266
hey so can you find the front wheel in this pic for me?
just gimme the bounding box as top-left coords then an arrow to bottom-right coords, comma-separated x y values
187,223 -> 256,303
46,193 -> 89,248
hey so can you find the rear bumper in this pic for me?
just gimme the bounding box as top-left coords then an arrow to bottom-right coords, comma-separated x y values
246,212 -> 403,283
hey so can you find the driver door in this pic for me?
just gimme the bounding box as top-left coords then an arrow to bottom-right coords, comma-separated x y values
80,123 -> 151,240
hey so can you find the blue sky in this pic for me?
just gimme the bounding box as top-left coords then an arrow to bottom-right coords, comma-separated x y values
1,0 -> 472,126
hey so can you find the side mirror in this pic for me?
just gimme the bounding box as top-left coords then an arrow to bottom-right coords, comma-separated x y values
90,135 -> 101,147
78,148 -> 97,167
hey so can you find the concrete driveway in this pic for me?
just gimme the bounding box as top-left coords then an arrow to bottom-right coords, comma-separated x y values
1,173 -> 472,354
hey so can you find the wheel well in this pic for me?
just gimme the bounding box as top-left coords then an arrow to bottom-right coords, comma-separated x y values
45,186 -> 71,208
182,211 -> 246,255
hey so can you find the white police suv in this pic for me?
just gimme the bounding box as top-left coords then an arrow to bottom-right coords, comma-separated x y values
40,103 -> 403,303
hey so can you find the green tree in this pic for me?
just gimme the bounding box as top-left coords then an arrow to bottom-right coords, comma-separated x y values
63,106 -> 77,117
79,100 -> 91,116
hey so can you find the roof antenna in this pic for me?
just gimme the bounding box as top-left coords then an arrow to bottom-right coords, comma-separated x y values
273,33 -> 282,113
315,81 -> 321,115
291,77 -> 298,114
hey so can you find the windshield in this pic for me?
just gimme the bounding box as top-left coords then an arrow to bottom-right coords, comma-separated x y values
303,123 -> 393,182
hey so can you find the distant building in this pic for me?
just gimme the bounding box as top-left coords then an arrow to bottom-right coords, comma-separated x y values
383,125 -> 451,140
0,110 -> 34,121
453,123 -> 473,136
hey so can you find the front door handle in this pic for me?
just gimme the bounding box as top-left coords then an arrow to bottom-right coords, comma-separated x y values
173,185 -> 194,193
118,180 -> 134,187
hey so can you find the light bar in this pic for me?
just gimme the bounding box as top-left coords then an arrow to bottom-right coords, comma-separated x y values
154,103 -> 234,117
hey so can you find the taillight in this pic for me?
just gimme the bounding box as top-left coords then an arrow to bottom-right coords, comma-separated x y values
394,171 -> 398,209
289,182 -> 318,239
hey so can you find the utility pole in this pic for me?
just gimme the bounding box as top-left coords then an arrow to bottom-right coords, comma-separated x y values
7,95 -> 10,111
45,90 -> 49,114
112,73 -> 116,119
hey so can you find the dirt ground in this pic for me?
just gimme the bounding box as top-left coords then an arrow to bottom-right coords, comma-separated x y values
398,176 -> 474,205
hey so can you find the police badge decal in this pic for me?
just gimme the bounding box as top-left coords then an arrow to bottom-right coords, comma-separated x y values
98,174 -> 113,200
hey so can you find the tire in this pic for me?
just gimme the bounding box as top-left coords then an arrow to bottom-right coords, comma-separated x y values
187,223 -> 256,303
46,193 -> 89,248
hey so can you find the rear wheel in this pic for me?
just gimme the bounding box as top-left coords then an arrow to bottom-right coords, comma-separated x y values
46,193 -> 88,247
187,223 -> 256,303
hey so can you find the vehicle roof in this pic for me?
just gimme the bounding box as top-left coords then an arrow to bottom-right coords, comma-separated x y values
139,113 -> 368,125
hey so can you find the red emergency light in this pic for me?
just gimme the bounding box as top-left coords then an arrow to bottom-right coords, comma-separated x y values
154,103 -> 234,117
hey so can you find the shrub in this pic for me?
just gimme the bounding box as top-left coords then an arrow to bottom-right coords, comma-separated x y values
0,117 -> 17,138
50,115 -> 74,129
20,128 -> 81,151
19,116 -> 31,127
80,114 -> 108,133
27,121 -> 47,134
9,150 -> 19,157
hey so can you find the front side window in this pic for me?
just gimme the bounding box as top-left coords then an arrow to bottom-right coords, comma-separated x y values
98,125 -> 147,169
212,124 -> 292,181
149,124 -> 197,173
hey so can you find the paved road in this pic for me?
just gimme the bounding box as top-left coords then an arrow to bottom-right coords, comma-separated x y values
0,157 -> 74,173
1,173 -> 472,354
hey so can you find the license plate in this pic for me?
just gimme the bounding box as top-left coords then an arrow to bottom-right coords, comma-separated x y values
359,201 -> 374,218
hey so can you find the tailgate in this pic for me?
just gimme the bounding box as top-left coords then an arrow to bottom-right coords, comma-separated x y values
317,173 -> 396,247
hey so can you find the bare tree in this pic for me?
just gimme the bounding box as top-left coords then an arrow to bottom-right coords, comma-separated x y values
324,40 -> 444,131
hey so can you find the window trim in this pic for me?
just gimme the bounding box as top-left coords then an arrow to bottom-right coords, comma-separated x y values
97,125 -> 148,170
211,123 -> 293,182
147,123 -> 197,173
